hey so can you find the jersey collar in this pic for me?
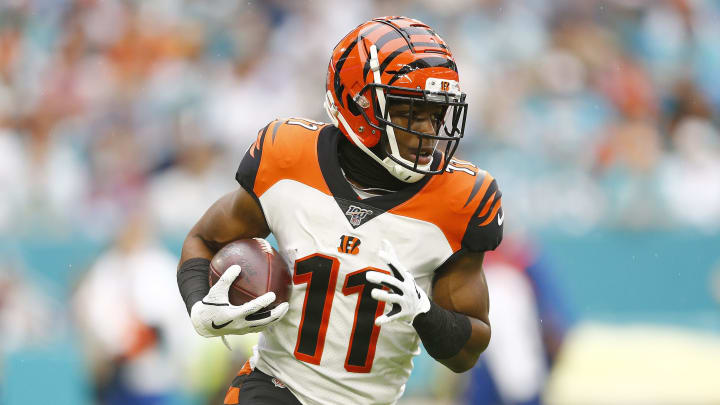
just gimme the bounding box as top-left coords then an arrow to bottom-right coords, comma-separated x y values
317,126 -> 441,228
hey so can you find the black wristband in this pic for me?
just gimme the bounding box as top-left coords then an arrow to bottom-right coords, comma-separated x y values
412,300 -> 472,360
177,258 -> 211,315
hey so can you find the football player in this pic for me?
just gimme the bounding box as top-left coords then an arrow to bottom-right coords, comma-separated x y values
177,16 -> 504,405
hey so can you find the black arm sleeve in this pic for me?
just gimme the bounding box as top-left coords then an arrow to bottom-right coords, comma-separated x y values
177,258 -> 211,315
412,300 -> 472,360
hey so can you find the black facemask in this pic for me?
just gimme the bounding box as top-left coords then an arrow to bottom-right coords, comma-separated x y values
337,132 -> 409,192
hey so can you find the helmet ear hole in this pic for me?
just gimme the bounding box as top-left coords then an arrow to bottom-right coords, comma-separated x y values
346,94 -> 362,116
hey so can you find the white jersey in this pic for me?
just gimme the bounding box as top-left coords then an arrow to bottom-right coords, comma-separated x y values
235,118 -> 503,405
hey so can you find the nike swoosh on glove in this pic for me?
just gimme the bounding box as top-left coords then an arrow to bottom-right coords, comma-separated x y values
366,240 -> 431,326
190,264 -> 289,338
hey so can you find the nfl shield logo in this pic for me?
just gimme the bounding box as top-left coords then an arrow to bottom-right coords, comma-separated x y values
345,205 -> 373,226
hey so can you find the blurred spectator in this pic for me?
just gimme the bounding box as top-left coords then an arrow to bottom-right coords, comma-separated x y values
0,261 -> 74,405
0,130 -> 26,232
465,234 -> 574,405
659,117 -> 720,230
0,263 -> 58,355
81,127 -> 147,239
596,118 -> 665,228
711,260 -> 720,307
73,209 -> 195,405
148,133 -> 235,235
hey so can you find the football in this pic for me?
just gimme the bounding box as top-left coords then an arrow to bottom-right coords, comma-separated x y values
209,238 -> 291,308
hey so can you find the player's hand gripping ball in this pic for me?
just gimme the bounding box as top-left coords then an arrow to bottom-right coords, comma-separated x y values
190,238 -> 291,338
209,238 -> 292,306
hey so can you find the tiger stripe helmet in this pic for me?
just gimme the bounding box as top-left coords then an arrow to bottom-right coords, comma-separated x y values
324,16 -> 468,183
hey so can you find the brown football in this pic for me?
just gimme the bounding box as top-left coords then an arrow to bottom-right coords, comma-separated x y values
209,238 -> 291,307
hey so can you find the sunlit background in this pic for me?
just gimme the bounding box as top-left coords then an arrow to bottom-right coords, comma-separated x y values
1,0 -> 719,404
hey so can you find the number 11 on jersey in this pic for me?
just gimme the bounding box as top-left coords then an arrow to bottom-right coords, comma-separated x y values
292,254 -> 388,373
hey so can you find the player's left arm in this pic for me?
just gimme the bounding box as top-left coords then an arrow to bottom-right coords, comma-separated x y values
368,243 -> 491,373
427,250 -> 490,372
419,172 -> 501,371
369,174 -> 502,372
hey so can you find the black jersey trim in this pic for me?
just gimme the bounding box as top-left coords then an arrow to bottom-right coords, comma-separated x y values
235,123 -> 271,195
463,171 -> 487,208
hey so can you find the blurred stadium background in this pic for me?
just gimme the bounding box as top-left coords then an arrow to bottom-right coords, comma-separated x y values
1,0 -> 719,404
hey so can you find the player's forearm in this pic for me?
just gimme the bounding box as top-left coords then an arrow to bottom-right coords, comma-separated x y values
423,250 -> 491,372
435,316 -> 490,373
179,232 -> 220,266
177,228 -> 219,315
412,300 -> 490,373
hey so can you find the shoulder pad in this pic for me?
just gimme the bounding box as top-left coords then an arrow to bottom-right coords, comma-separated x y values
236,118 -> 330,198
460,169 -> 504,252
387,158 -> 503,253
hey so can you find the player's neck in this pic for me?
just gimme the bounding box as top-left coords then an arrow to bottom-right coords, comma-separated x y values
337,134 -> 412,193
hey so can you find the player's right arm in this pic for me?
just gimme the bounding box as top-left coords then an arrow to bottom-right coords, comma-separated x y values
180,186 -> 269,264
177,186 -> 288,338
179,119 -> 305,338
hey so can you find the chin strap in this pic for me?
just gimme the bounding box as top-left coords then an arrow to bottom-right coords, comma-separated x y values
325,90 -> 418,180
325,90 -> 387,168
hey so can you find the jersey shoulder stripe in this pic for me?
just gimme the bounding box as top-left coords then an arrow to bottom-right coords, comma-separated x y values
236,118 -> 331,198
462,172 -> 503,252
388,158 -> 503,253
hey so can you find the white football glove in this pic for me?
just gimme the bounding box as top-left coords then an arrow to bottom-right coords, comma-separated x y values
190,264 -> 289,338
367,240 -> 431,326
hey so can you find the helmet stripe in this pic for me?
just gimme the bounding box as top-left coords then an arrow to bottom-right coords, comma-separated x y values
358,22 -> 387,43
374,19 -> 414,51
373,30 -> 406,53
363,44 -> 411,79
364,45 -> 456,82
333,38 -> 358,107
403,26 -> 438,37
359,22 -> 451,80
386,57 -> 457,86
378,45 -> 410,74
409,41 -> 447,50
358,24 -> 398,86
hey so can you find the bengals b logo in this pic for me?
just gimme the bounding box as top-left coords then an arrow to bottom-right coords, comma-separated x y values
338,235 -> 361,255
